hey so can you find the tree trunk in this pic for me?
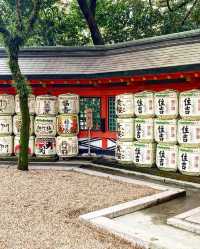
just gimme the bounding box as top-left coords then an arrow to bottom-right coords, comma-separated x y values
8,46 -> 30,171
77,0 -> 104,45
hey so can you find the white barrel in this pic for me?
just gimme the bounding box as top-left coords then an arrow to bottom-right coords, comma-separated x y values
58,94 -> 79,114
57,114 -> 79,136
0,116 -> 12,135
15,94 -> 35,114
154,119 -> 177,144
115,141 -> 134,163
117,118 -> 134,141
178,147 -> 200,176
0,135 -> 13,156
0,94 -> 15,115
155,90 -> 178,119
34,116 -> 56,137
133,142 -> 156,167
35,137 -> 56,157
156,144 -> 178,172
179,89 -> 200,120
14,136 -> 35,156
134,91 -> 154,117
56,136 -> 78,157
116,93 -> 134,117
13,115 -> 34,135
135,118 -> 154,142
178,120 -> 200,147
35,95 -> 57,116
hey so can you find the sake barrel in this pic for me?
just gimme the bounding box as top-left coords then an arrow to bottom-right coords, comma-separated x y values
133,142 -> 156,167
115,141 -> 134,163
56,136 -> 78,157
15,94 -> 36,114
117,118 -> 134,141
35,95 -> 57,116
14,136 -> 35,156
156,144 -> 178,172
135,118 -> 154,142
178,146 -> 200,176
34,116 -> 56,137
134,91 -> 154,118
178,120 -> 200,147
35,137 -> 56,157
154,119 -> 177,144
116,93 -> 134,117
0,94 -> 15,115
58,94 -> 79,114
0,136 -> 13,156
155,90 -> 178,119
0,116 -> 12,135
179,89 -> 200,120
57,114 -> 79,136
13,115 -> 34,135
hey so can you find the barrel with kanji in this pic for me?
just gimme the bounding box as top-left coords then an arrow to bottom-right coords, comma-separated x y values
154,90 -> 178,119
56,136 -> 78,157
133,142 -> 156,167
156,144 -> 178,172
34,116 -> 56,137
178,147 -> 200,176
58,94 -> 79,114
0,136 -> 13,156
57,114 -> 79,136
35,95 -> 58,116
115,93 -> 134,118
0,94 -> 15,115
35,137 -> 56,157
134,91 -> 154,118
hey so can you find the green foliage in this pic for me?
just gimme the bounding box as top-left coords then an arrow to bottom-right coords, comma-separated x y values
0,0 -> 199,47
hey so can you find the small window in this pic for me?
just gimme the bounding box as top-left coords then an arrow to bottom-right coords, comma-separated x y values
108,97 -> 116,131
79,97 -> 101,130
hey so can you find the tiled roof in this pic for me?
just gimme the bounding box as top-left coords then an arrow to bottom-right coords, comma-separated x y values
0,29 -> 200,79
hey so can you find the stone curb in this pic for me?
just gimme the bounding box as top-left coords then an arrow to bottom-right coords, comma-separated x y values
80,189 -> 185,221
77,168 -> 185,249
86,163 -> 200,190
167,207 -> 200,235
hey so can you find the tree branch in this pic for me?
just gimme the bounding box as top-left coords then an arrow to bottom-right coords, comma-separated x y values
90,0 -> 97,17
166,0 -> 173,11
149,0 -> 153,9
16,0 -> 23,32
0,27 -> 11,39
181,0 -> 199,26
27,0 -> 41,35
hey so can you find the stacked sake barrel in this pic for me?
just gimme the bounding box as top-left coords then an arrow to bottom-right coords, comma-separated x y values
115,93 -> 134,163
178,90 -> 200,176
0,94 -> 14,156
56,94 -> 79,158
35,95 -> 57,158
14,94 -> 35,156
155,90 -> 179,172
134,91 -> 155,167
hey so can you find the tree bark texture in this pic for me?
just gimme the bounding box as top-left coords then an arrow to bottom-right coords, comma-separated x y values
77,0 -> 104,45
8,45 -> 30,171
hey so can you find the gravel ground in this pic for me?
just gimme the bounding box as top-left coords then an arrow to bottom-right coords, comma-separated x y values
0,168 -> 158,249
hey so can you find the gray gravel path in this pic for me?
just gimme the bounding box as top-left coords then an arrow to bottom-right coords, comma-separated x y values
0,169 -> 157,249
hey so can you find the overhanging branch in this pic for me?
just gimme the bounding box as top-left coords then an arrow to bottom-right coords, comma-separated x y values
90,0 -> 97,17
27,0 -> 41,35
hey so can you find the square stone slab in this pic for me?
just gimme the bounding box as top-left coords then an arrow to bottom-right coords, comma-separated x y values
185,212 -> 200,225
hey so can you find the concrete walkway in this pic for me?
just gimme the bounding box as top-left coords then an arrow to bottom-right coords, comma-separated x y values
114,210 -> 200,249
